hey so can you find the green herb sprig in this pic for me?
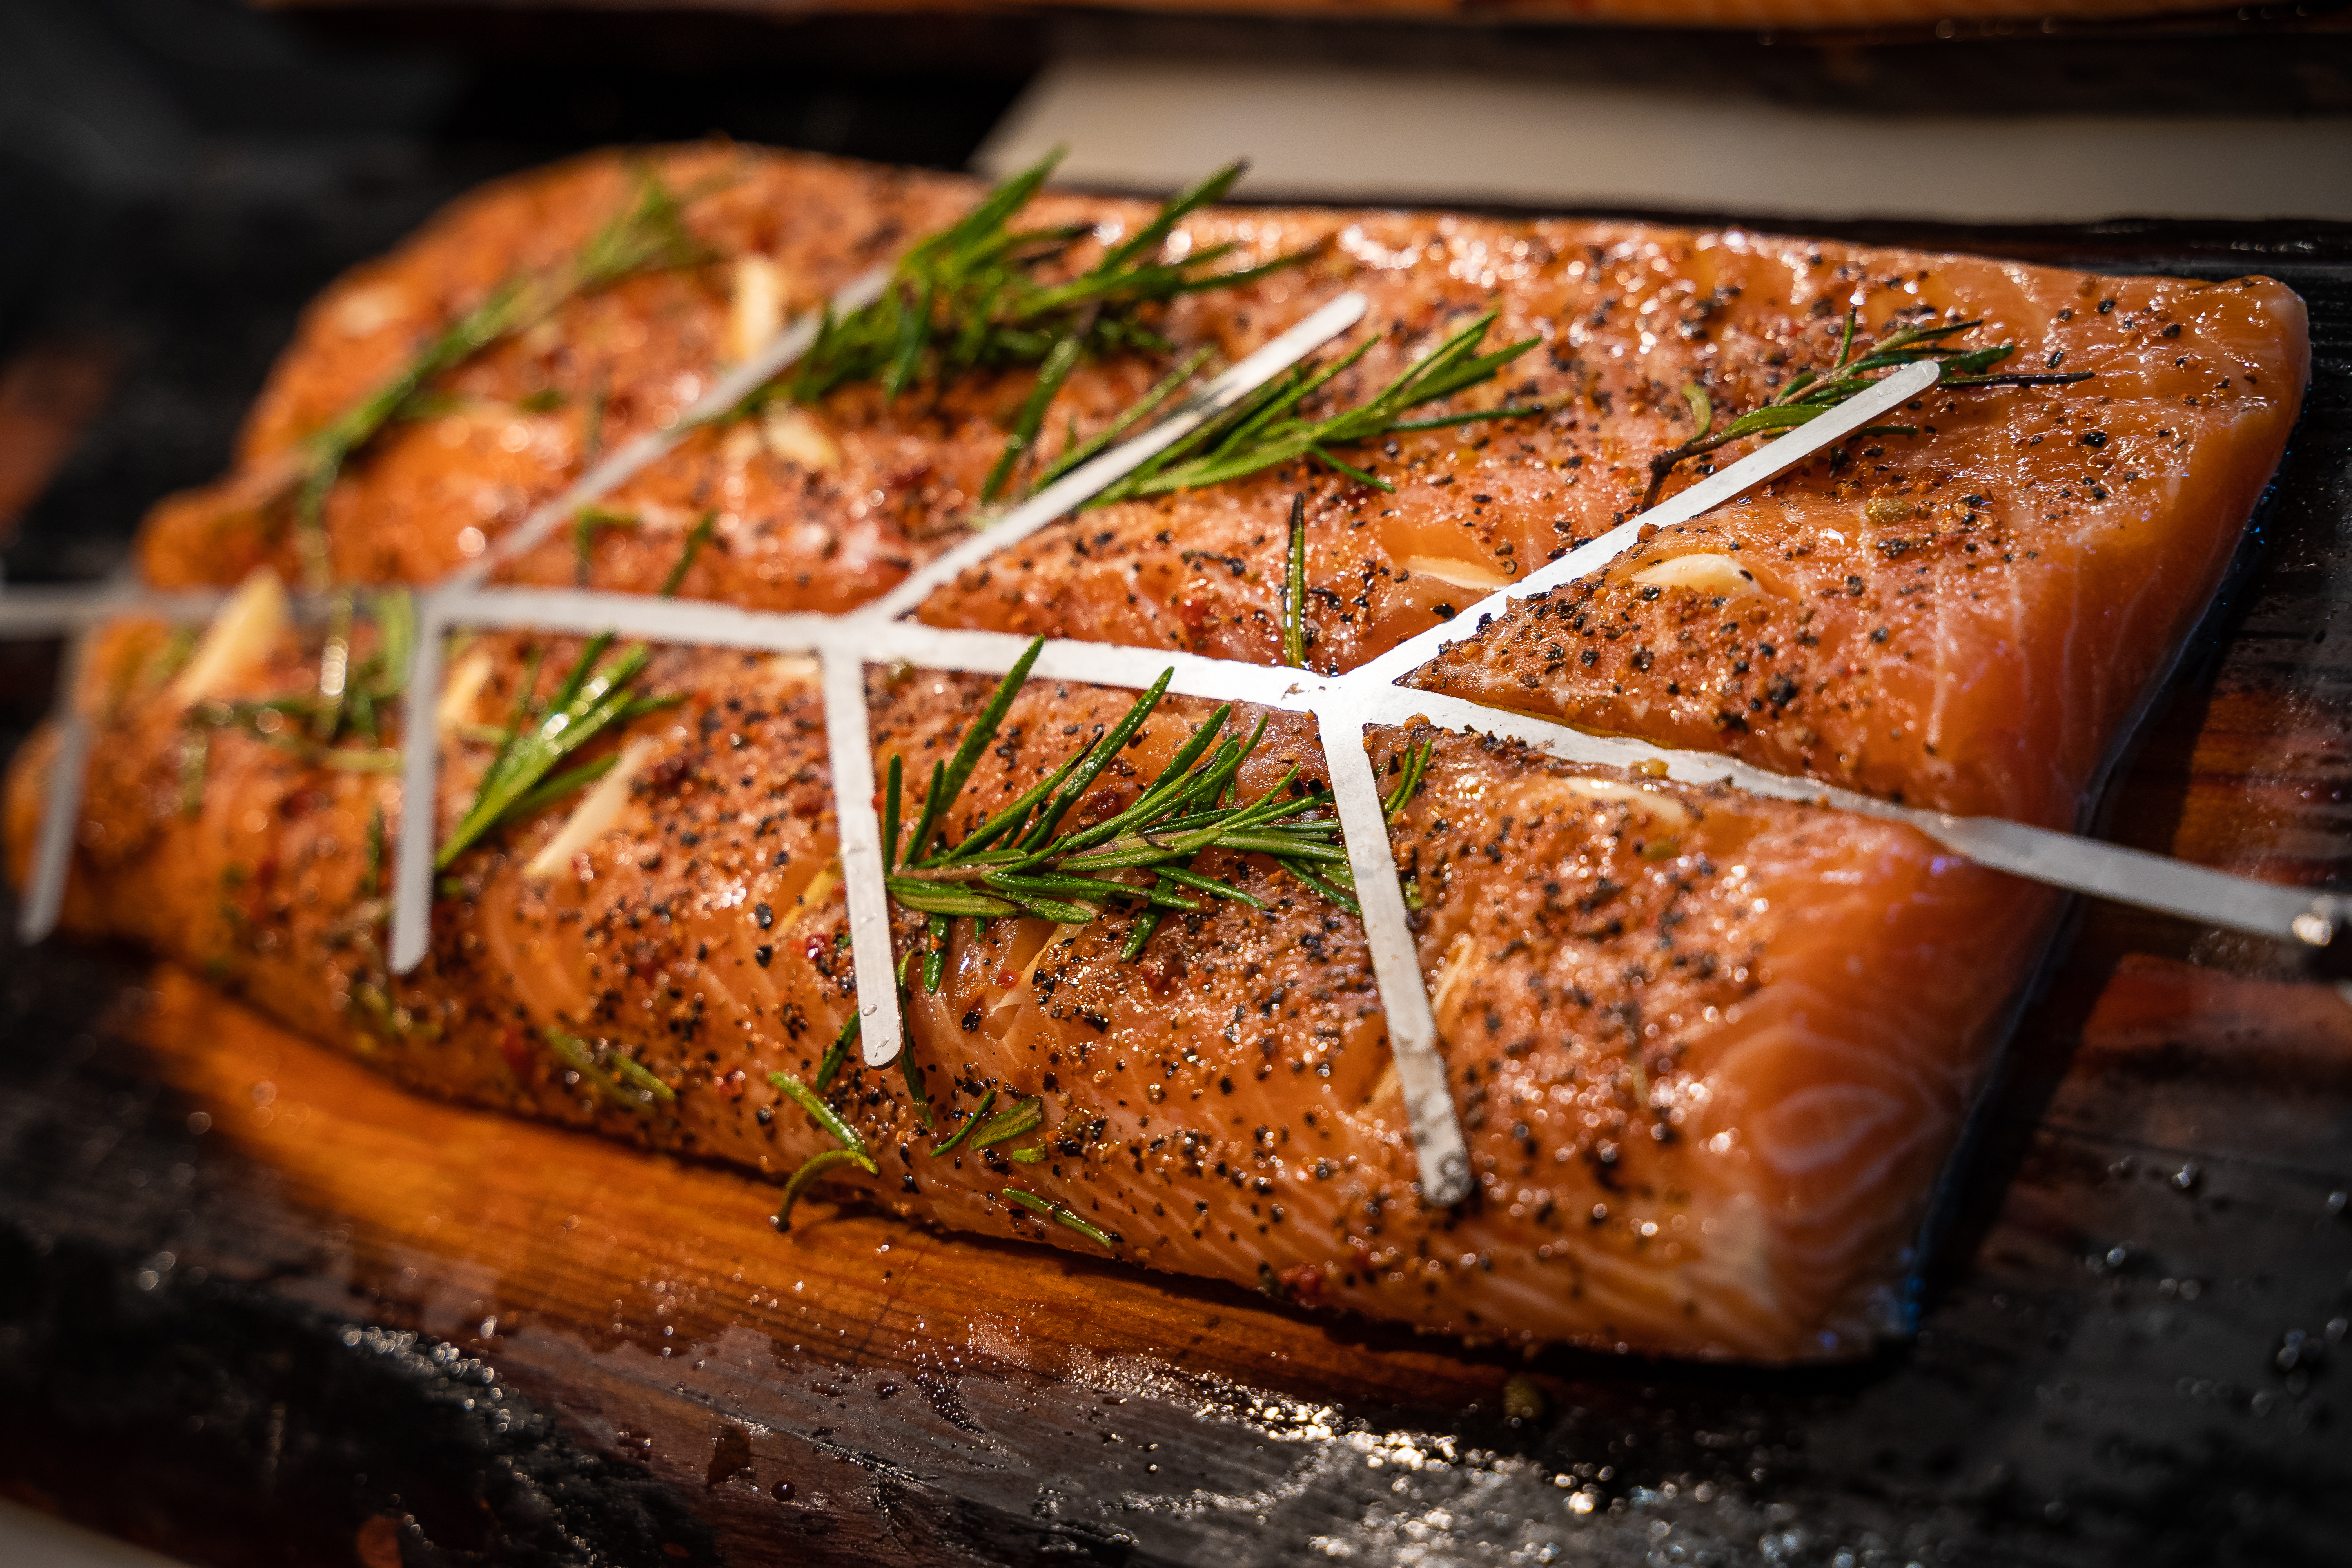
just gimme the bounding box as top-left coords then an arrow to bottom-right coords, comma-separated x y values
1641,312 -> 2095,508
659,512 -> 716,597
1005,1187 -> 1120,1251
768,152 -> 1307,501
768,1069 -> 879,1231
815,1012 -> 858,1092
545,1026 -> 675,1111
290,172 -> 705,590
1281,492 -> 1310,668
1067,310 -> 1545,507
880,639 -> 1361,959
435,632 -> 679,870
186,590 -> 415,774
1383,740 -> 1433,823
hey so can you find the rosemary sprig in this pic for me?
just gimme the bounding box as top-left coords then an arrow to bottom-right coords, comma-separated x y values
290,171 -> 704,590
1081,311 -> 1545,506
1005,1187 -> 1120,1251
1641,312 -> 2095,508
435,633 -> 678,870
544,1027 -> 674,1111
1383,740 -> 1433,823
770,152 -> 1307,495
881,637 -> 1355,948
185,590 -> 415,774
769,1069 -> 879,1232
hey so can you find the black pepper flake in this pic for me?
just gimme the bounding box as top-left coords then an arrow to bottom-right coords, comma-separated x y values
754,902 -> 774,929
754,945 -> 773,967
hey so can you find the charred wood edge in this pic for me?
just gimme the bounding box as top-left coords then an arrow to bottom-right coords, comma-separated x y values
5,269 -> 2348,1213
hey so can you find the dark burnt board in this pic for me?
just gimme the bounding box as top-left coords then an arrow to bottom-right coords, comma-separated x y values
3,211 -> 2351,1568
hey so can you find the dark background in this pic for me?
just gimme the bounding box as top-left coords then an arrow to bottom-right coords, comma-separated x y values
2,2 -> 2349,1564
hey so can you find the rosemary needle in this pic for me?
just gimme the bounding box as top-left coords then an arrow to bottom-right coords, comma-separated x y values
929,1087 -> 997,1156
1004,1188 -> 1120,1251
1281,492 -> 1309,668
658,512 -> 716,597
1383,740 -> 1434,823
184,592 -> 415,783
815,1012 -> 858,1091
544,1027 -> 673,1111
965,1094 -> 1044,1150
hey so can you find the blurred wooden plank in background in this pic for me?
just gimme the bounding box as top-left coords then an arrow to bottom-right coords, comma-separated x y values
980,58 -> 2352,221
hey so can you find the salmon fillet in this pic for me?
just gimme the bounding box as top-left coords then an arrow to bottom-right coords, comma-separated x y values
11,622 -> 2050,1359
10,147 -> 2307,1359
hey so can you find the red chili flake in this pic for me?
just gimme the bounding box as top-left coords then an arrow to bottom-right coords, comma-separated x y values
497,1025 -> 533,1077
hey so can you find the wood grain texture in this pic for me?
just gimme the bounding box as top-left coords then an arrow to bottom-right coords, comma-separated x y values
3,220 -> 2350,1566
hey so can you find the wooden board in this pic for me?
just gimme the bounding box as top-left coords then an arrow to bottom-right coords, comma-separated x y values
3,219 -> 2350,1566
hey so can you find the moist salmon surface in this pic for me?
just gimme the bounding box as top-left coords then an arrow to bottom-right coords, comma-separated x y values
10,146 -> 2309,1361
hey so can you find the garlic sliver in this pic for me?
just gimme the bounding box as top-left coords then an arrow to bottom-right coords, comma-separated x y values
1559,776 -> 1693,829
1628,552 -> 1762,599
171,568 -> 289,705
764,653 -> 820,686
762,406 -> 842,472
436,648 -> 495,737
728,254 -> 786,363
523,737 -> 656,880
1428,931 -> 1479,1022
789,859 -> 842,928
1399,554 -> 1511,592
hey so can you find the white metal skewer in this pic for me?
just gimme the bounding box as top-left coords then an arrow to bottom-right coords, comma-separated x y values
15,630 -> 93,944
820,647 -> 904,1070
1319,690 -> 1469,1203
